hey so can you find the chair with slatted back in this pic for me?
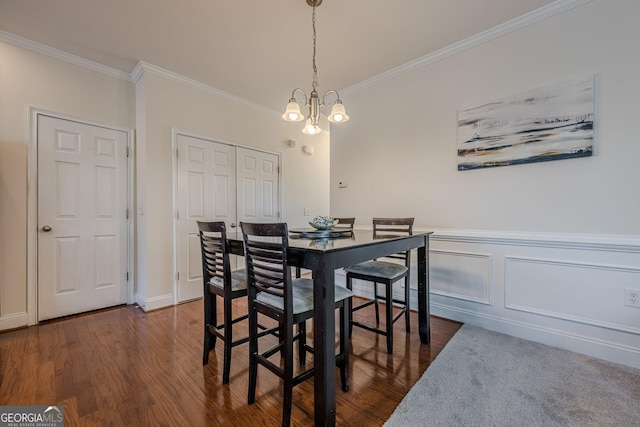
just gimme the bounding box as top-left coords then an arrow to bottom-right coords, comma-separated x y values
332,217 -> 355,229
199,221 -> 278,384
344,217 -> 414,354
241,222 -> 352,427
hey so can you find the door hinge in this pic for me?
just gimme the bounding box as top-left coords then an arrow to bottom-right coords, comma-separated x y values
176,147 -> 179,158
126,146 -> 130,157
126,272 -> 129,281
126,209 -> 129,219
176,210 -> 179,220
175,272 -> 180,281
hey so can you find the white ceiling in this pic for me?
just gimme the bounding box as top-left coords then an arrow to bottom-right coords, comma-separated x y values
0,0 -> 558,113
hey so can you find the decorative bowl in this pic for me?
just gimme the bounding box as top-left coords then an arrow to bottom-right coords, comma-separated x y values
309,216 -> 338,230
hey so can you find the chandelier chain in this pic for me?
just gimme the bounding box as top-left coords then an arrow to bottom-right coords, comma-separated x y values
311,5 -> 318,92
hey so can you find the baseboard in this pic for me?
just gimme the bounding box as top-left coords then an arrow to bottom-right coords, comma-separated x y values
0,311 -> 29,331
134,293 -> 174,312
432,302 -> 640,369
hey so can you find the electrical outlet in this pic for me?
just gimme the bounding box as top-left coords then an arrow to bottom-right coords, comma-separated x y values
624,288 -> 640,308
304,207 -> 310,216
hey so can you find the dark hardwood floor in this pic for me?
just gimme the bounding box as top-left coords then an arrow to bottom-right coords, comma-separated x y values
0,297 -> 462,426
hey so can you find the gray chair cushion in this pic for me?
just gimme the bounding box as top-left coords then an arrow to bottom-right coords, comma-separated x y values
210,268 -> 247,291
257,278 -> 353,315
344,261 -> 408,280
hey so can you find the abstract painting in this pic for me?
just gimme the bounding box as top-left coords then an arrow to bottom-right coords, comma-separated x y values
457,76 -> 594,171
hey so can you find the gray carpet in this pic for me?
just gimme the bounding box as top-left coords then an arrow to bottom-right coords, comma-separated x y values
384,324 -> 640,427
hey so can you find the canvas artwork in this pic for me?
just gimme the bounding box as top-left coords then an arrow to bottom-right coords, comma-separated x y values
457,76 -> 594,171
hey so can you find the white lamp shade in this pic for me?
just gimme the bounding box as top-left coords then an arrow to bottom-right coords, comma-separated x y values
302,118 -> 321,135
327,101 -> 349,123
282,101 -> 305,122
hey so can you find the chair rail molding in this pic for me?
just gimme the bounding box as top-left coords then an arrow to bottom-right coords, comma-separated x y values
429,228 -> 640,253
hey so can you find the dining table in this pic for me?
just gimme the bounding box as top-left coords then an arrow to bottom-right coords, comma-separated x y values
227,227 -> 433,426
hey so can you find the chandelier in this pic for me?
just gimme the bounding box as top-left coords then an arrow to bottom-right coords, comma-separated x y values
282,0 -> 349,135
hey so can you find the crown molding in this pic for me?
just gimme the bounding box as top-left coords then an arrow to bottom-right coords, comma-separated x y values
0,29 -> 131,81
0,30 -> 280,115
0,27 -> 280,117
131,61 -> 279,117
341,0 -> 593,97
1,0 -> 592,115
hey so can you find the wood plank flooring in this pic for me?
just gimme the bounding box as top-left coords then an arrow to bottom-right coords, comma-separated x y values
0,298 -> 461,426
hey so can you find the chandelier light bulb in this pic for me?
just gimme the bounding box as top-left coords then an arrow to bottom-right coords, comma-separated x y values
282,100 -> 304,122
302,118 -> 322,135
328,100 -> 349,123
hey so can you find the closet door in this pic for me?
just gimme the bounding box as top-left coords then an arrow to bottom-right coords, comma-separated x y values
236,147 -> 280,224
175,135 -> 237,302
175,136 -> 281,302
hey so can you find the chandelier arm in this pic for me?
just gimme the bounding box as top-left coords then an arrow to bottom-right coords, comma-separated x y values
290,88 -> 309,106
320,89 -> 341,107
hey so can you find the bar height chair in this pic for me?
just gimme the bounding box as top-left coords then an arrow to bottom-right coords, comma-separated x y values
198,221 -> 277,384
241,222 -> 352,427
332,217 -> 355,229
344,217 -> 414,354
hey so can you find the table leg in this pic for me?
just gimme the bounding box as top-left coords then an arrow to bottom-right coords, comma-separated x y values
417,236 -> 431,344
312,252 -> 337,426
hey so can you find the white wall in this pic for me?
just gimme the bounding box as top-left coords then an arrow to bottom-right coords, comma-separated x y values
332,0 -> 639,234
133,65 -> 331,310
0,42 -> 332,326
331,0 -> 640,368
0,40 -> 135,329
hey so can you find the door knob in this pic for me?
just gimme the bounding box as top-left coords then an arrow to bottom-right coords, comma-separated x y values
42,225 -> 52,232
230,223 -> 237,228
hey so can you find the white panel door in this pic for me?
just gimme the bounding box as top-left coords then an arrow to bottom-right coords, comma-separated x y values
236,147 -> 280,223
37,115 -> 128,321
176,134 -> 237,302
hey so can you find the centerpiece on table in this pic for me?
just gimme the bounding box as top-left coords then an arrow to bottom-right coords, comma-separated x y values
309,215 -> 338,230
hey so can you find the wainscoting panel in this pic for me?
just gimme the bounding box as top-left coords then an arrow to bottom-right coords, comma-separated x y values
431,250 -> 491,304
336,229 -> 640,369
505,257 -> 640,334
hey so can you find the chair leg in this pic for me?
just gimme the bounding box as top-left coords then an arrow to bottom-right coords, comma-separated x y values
222,295 -> 233,384
346,274 -> 354,338
282,320 -> 295,427
404,275 -> 411,333
247,305 -> 258,405
385,281 -> 394,354
298,320 -> 306,367
339,303 -> 350,392
203,292 -> 217,365
374,282 -> 380,325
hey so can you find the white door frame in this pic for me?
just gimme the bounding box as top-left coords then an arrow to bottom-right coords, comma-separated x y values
27,108 -> 135,325
171,128 -> 282,305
